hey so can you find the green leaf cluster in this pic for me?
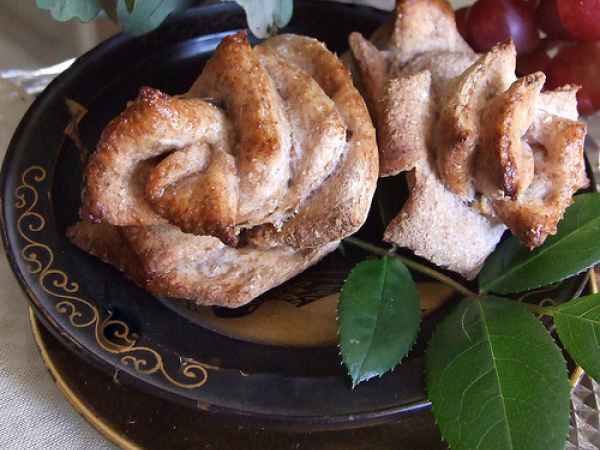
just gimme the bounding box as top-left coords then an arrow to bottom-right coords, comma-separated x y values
37,0 -> 294,37
115,0 -> 192,36
339,193 -> 600,450
236,0 -> 293,38
36,0 -> 101,21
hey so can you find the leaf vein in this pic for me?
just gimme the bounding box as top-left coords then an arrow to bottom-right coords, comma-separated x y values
475,418 -> 504,450
479,303 -> 514,450
456,367 -> 494,440
494,357 -> 556,385
354,257 -> 388,382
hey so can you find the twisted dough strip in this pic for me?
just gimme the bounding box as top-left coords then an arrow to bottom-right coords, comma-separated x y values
82,89 -> 237,241
441,44 -> 588,248
186,33 -> 293,232
247,35 -> 379,249
68,222 -> 336,308
350,0 -> 588,278
72,32 -> 378,307
83,33 -> 377,249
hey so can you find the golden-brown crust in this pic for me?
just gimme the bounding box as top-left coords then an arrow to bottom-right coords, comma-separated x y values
348,32 -> 388,124
384,161 -> 506,280
253,46 -> 347,229
82,87 -> 235,237
476,73 -> 544,199
247,34 -> 378,249
494,117 -> 588,248
374,51 -> 475,177
379,71 -> 433,176
355,1 -> 588,277
75,31 -> 377,307
189,32 -> 291,227
122,225 -> 337,308
84,32 -> 376,250
66,221 -> 146,287
67,221 -> 336,308
435,41 -> 517,199
538,85 -> 580,120
145,144 -> 239,245
397,51 -> 476,95
390,0 -> 472,65
349,0 -> 475,177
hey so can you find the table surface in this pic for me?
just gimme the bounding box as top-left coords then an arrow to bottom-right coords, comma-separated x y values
1,1 -> 600,447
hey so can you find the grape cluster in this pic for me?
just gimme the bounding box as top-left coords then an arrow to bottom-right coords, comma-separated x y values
456,0 -> 600,115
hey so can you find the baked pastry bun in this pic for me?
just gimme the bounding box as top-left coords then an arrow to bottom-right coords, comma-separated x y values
350,0 -> 588,278
70,32 -> 378,307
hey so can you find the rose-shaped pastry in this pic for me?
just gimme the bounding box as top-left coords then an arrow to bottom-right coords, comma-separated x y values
69,32 -> 378,307
350,0 -> 587,278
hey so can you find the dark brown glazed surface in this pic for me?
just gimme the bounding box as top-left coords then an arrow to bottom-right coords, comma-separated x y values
31,313 -> 447,449
2,1 -> 442,430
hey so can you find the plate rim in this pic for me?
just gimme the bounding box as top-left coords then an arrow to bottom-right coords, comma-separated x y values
0,1 -> 433,431
28,308 -> 142,450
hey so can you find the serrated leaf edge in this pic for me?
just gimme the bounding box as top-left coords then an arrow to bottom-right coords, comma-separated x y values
425,298 -> 571,450
349,256 -> 391,386
481,194 -> 600,294
554,294 -> 600,379
486,265 -> 593,295
337,257 -> 421,388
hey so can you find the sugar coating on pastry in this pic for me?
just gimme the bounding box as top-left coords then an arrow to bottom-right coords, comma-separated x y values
384,162 -> 506,280
73,32 -> 378,307
68,221 -> 337,308
350,0 -> 588,278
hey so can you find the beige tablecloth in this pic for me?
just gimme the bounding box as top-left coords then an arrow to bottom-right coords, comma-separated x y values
0,79 -> 114,449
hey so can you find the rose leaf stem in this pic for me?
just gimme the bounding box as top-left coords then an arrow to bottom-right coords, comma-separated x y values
343,237 -> 559,318
343,237 -> 477,298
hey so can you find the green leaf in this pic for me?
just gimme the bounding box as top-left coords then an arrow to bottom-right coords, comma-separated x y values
124,0 -> 135,13
36,0 -> 101,21
338,257 -> 421,387
234,0 -> 293,38
426,297 -> 571,450
555,293 -> 600,381
479,193 -> 600,294
116,0 -> 191,35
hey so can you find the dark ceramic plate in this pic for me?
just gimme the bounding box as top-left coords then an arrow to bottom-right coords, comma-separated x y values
29,310 -> 447,449
2,2 -> 437,430
0,0 -> 532,432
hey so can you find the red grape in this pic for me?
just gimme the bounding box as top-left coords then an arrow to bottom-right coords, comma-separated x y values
455,7 -> 469,40
521,0 -> 540,9
546,42 -> 600,115
466,0 -> 541,55
517,47 -> 552,76
557,0 -> 600,41
516,39 -> 570,75
537,0 -> 572,39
